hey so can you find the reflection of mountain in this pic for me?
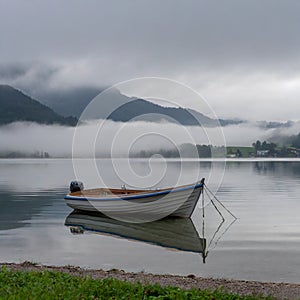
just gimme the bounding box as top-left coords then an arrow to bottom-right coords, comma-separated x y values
0,188 -> 62,231
65,211 -> 206,255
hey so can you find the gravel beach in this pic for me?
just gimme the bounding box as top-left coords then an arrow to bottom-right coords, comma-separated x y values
1,262 -> 299,299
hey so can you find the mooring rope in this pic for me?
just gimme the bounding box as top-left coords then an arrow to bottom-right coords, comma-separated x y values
199,183 -> 238,262
203,187 -> 225,221
203,184 -> 237,220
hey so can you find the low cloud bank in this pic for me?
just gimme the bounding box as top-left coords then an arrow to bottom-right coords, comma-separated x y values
1,120 -> 300,158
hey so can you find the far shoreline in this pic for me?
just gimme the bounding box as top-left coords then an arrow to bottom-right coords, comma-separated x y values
1,157 -> 300,162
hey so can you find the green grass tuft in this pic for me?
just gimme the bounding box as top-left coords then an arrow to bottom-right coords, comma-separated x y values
0,267 -> 274,300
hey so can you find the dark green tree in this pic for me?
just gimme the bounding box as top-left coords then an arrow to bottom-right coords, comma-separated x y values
236,149 -> 242,157
291,133 -> 300,148
252,140 -> 261,151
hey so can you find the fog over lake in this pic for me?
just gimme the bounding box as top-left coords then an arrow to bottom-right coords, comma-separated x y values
1,120 -> 300,157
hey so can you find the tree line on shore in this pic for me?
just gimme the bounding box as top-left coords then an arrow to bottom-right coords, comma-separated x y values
134,133 -> 300,158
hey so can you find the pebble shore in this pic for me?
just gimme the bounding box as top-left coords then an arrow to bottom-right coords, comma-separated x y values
1,262 -> 300,299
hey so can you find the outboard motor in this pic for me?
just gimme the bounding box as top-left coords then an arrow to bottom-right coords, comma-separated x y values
70,181 -> 84,193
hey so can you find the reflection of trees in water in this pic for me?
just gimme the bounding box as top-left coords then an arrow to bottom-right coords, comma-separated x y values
0,188 -> 64,231
253,162 -> 276,174
253,162 -> 300,178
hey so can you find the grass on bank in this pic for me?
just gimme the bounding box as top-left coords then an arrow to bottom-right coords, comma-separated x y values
0,267 -> 274,300
226,146 -> 255,157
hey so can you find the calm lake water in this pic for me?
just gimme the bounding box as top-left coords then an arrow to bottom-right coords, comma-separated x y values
1,158 -> 300,283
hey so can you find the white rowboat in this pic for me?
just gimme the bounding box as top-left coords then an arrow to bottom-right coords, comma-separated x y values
64,179 -> 205,221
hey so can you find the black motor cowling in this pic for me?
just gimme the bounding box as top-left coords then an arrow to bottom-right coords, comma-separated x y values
70,181 -> 84,193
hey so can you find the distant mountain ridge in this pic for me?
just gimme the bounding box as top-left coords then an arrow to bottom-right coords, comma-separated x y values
0,85 -> 77,126
0,84 -> 243,127
32,86 -> 243,126
30,86 -> 103,118
108,98 -> 242,126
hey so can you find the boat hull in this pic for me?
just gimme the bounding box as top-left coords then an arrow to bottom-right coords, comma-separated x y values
64,183 -> 203,221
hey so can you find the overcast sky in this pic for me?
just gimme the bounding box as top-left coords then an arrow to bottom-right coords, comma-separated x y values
1,0 -> 300,121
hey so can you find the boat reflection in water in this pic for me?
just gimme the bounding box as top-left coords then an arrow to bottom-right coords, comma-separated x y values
65,210 -> 209,262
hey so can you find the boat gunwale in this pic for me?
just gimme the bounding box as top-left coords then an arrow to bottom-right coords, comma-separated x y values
64,182 -> 204,202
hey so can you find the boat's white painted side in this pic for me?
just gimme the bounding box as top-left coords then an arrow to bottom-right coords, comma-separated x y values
64,183 -> 203,219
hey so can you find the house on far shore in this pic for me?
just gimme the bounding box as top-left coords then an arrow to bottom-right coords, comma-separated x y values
288,147 -> 300,157
227,148 -> 243,158
256,150 -> 270,157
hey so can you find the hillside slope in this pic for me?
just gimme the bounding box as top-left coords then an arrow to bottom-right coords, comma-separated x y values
0,85 -> 77,126
108,98 -> 242,126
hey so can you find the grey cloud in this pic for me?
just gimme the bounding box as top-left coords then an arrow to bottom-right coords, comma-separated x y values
1,1 -> 300,71
0,64 -> 28,80
0,1 -> 300,121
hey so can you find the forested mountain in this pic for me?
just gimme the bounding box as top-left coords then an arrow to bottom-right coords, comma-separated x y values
0,84 -> 242,127
0,85 -> 77,126
108,98 -> 241,126
30,85 -> 242,126
31,86 -> 102,118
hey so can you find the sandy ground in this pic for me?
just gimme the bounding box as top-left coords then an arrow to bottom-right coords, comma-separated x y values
1,262 -> 300,299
